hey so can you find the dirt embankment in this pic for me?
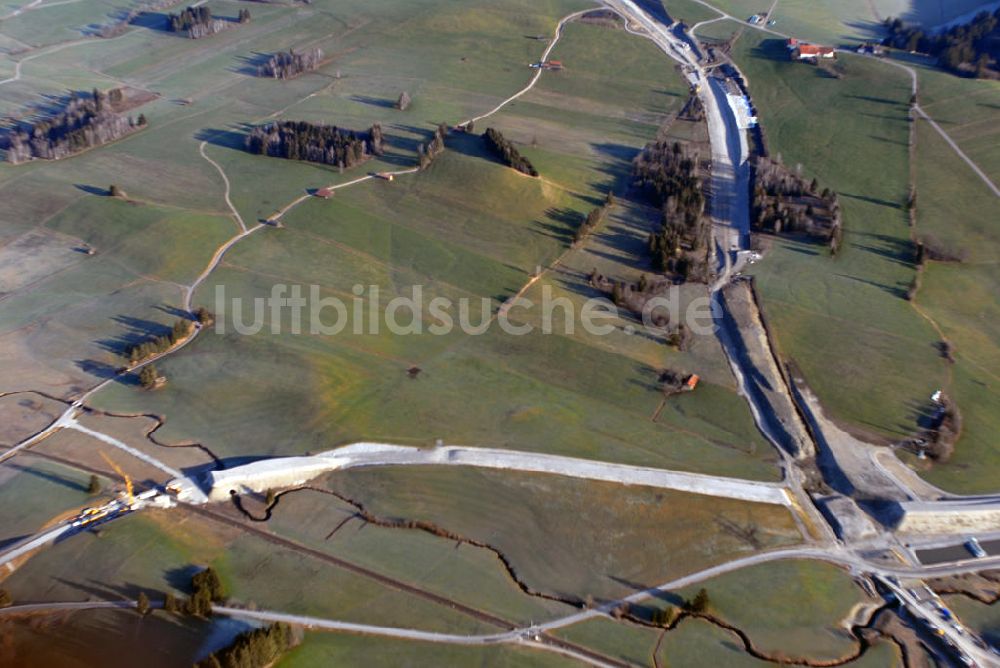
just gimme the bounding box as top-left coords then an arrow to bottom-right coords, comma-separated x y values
720,280 -> 814,459
926,570 -> 1000,603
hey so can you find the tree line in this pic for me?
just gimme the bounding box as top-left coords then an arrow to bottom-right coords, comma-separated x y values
417,123 -> 447,169
245,120 -> 385,169
882,10 -> 1000,77
168,6 -> 250,39
574,192 -> 615,244
482,127 -> 538,176
588,269 -> 687,345
196,623 -> 298,668
633,138 -> 710,281
6,89 -> 147,164
124,317 -> 195,365
923,393 -> 962,461
257,48 -> 324,79
130,566 -> 300,667
751,156 -> 842,254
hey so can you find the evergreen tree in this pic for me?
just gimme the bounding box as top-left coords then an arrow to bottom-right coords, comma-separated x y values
245,121 -> 382,169
139,365 -> 159,389
195,623 -> 296,668
685,588 -> 710,613
882,9 -> 1000,77
482,128 -> 538,176
136,591 -> 151,616
192,566 -> 225,601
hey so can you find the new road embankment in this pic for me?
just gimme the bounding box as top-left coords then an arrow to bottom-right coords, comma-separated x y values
184,442 -> 791,506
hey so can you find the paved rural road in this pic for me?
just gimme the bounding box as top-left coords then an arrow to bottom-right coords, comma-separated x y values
65,419 -> 184,480
6,545 -> 998,644
0,523 -> 73,570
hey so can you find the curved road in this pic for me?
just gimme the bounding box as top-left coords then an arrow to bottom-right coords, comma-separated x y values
4,546 -> 999,645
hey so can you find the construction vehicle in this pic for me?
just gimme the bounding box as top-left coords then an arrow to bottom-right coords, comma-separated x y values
100,451 -> 135,508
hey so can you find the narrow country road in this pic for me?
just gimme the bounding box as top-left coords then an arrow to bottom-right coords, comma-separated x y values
4,545 -> 999,644
198,141 -> 248,232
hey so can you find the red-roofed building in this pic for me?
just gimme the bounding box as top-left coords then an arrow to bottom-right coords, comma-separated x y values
315,187 -> 333,199
790,41 -> 836,60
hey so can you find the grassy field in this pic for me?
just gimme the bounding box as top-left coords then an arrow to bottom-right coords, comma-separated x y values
278,633 -> 577,667
554,611 -> 903,667
676,559 -> 868,661
554,616 -> 662,666
679,0 -> 995,45
0,608 -> 223,668
326,466 -> 801,603
1,508 -> 497,634
658,616 -> 903,666
263,487 -> 578,626
555,558 -> 895,665
69,13 -> 782,480
3,0 -> 970,659
731,32 -> 948,442
0,391 -> 65,445
0,0 -> 591,396
0,0 -> 778,481
904,112 -> 1000,493
944,595 -> 1000,650
663,0 -> 725,26
0,455 -> 109,550
908,55 -> 1000,193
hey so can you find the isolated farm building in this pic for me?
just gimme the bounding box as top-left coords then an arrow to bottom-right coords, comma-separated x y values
315,187 -> 333,199
684,374 -> 699,391
787,39 -> 835,60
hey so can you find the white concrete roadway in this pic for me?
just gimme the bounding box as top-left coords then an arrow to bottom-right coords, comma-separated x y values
0,523 -> 72,571
65,419 -> 184,480
201,442 -> 791,505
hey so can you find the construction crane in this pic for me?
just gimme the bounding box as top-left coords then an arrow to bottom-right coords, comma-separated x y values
100,451 -> 134,507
